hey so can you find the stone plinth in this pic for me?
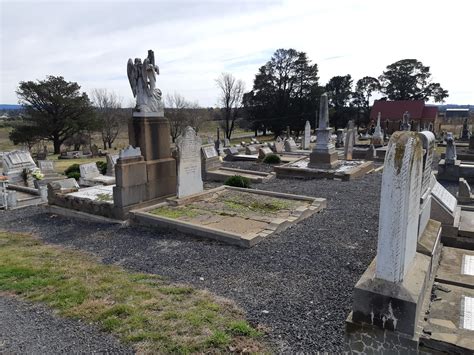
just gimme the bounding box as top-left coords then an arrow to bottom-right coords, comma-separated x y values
127,115 -> 177,199
437,159 -> 461,182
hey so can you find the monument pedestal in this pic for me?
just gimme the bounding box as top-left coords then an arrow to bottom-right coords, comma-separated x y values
437,159 -> 460,182
308,128 -> 339,169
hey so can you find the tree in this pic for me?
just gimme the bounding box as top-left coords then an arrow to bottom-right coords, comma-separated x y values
243,49 -> 320,137
91,88 -> 124,149
9,123 -> 42,150
11,76 -> 97,154
379,59 -> 448,102
352,76 -> 380,126
216,73 -> 245,140
325,75 -> 353,128
166,92 -> 189,143
185,102 -> 208,134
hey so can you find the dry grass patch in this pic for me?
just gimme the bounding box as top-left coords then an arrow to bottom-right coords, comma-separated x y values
0,231 -> 267,353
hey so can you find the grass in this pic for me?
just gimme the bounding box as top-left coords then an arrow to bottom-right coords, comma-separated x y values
150,206 -> 203,219
0,231 -> 266,353
221,193 -> 293,214
95,193 -> 113,202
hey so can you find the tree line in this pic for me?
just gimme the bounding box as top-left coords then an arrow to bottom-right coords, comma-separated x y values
9,50 -> 448,153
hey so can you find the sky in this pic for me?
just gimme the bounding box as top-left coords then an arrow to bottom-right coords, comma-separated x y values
1,0 -> 473,107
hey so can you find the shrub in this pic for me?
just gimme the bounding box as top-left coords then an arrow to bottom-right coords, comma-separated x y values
224,175 -> 250,188
263,154 -> 281,164
64,163 -> 80,179
96,161 -> 107,175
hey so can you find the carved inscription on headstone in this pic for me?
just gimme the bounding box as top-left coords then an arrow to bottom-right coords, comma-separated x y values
176,127 -> 203,198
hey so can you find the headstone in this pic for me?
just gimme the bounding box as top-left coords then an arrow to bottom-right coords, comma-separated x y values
258,147 -> 273,159
106,154 -> 119,176
176,127 -> 203,198
274,138 -> 284,153
224,138 -> 230,147
38,160 -> 55,174
344,121 -> 355,160
461,118 -> 471,140
401,111 -> 411,131
432,180 -> 457,214
302,120 -> 311,150
458,178 -> 472,202
245,145 -> 258,155
80,163 -> 101,179
2,150 -> 38,185
48,178 -> 80,193
91,144 -> 99,157
372,112 -> 384,146
224,147 -> 239,156
376,131 -> 423,282
284,138 -> 297,152
119,145 -> 142,159
335,129 -> 344,148
203,145 -> 219,159
419,131 -> 435,196
445,132 -> 457,164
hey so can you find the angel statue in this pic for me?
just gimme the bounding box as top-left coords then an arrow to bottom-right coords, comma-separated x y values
127,49 -> 163,114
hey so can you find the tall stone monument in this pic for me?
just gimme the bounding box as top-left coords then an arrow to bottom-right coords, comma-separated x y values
125,49 -> 176,200
309,93 -> 338,168
176,127 -> 203,198
302,120 -> 311,150
372,112 -> 384,146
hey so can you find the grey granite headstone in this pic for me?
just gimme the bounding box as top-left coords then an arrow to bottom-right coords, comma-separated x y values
176,127 -> 203,198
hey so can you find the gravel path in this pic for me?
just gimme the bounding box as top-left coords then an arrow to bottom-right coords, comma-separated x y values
0,173 -> 383,353
0,295 -> 132,354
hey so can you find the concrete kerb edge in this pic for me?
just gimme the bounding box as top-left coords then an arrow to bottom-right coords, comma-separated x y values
46,205 -> 128,225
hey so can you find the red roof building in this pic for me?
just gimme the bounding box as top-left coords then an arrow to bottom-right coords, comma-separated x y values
370,100 -> 438,134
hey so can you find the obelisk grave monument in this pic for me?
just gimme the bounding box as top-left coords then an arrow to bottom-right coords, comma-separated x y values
308,93 -> 339,168
122,49 -> 176,203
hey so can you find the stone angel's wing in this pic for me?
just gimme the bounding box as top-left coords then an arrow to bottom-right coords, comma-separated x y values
127,59 -> 137,97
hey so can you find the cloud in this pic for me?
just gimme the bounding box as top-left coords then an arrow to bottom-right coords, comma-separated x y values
1,0 -> 473,106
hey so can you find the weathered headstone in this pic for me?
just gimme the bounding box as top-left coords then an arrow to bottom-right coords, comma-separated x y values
91,144 -> 99,157
38,160 -> 55,174
372,112 -> 384,146
376,131 -> 423,282
302,120 -> 311,150
445,132 -> 457,164
48,178 -> 80,193
274,137 -> 284,153
106,154 -> 119,177
176,127 -> 203,198
461,118 -> 471,140
203,145 -> 219,159
80,163 -> 101,180
245,145 -> 258,155
224,147 -> 239,156
344,121 -> 355,161
258,147 -> 273,159
2,150 -> 38,185
119,145 -> 142,159
418,131 -> 435,236
335,129 -> 344,148
284,138 -> 297,152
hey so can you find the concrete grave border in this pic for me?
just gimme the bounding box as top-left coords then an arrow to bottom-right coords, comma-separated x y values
131,185 -> 326,248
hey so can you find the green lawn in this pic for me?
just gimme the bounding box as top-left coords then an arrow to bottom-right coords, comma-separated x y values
0,231 -> 266,353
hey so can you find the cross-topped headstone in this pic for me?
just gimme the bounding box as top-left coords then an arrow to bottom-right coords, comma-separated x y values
375,131 -> 423,282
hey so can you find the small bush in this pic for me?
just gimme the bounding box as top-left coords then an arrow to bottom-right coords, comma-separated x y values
67,172 -> 81,181
96,161 -> 107,175
224,175 -> 250,188
263,154 -> 281,164
64,163 -> 80,179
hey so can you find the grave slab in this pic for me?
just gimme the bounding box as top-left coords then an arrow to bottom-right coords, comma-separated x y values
131,186 -> 326,247
435,247 -> 474,289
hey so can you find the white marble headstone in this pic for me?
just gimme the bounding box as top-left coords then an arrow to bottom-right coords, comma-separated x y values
176,127 -> 203,198
202,145 -> 218,159
419,131 -> 435,197
375,131 -> 423,283
284,138 -> 297,152
431,181 -> 457,214
38,160 -> 55,174
119,145 -> 142,159
80,162 -> 101,179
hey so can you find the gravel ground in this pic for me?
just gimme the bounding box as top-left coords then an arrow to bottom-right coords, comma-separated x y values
0,172 -> 383,353
0,295 -> 132,354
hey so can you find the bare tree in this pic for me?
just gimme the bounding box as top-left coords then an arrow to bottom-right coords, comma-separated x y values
166,92 -> 188,142
91,88 -> 123,149
186,101 -> 208,134
216,73 -> 245,140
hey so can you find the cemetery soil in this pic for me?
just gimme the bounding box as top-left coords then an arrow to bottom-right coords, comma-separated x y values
0,173 -> 384,352
0,231 -> 267,353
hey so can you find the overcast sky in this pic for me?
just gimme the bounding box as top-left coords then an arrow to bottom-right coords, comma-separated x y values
1,0 -> 473,107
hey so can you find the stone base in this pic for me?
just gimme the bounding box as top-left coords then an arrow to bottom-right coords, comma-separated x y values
128,116 -> 173,161
308,150 -> 339,169
352,252 -> 431,337
437,159 -> 461,182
